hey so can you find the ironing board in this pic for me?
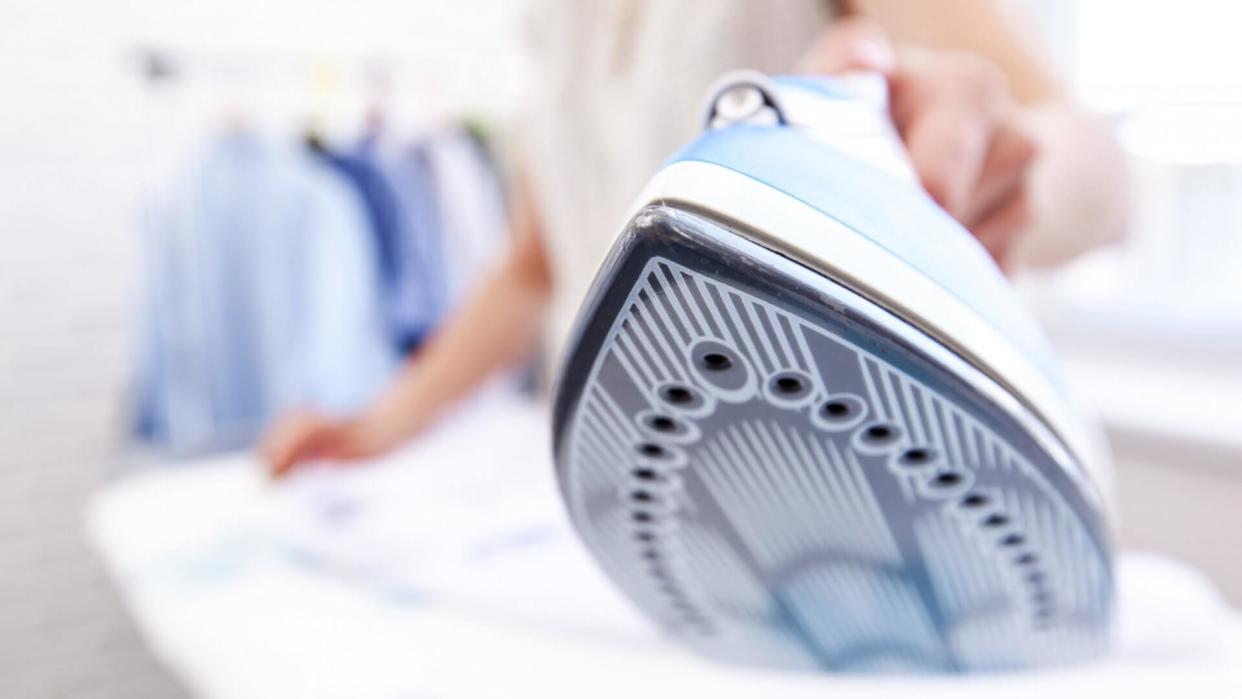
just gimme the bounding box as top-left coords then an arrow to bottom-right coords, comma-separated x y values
87,394 -> 1242,698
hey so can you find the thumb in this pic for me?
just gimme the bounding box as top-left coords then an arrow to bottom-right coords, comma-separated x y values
799,16 -> 895,75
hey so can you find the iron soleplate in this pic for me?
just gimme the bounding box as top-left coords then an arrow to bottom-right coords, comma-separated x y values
552,206 -> 1113,672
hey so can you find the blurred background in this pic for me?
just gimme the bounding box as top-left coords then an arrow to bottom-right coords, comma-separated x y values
1,0 -> 1241,696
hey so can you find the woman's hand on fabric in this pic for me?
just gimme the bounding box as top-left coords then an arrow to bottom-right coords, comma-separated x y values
260,410 -> 394,478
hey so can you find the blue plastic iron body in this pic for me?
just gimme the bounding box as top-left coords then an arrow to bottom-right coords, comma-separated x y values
551,74 -> 1114,673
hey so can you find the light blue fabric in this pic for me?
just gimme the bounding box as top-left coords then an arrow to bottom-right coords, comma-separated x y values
135,132 -> 398,453
356,137 -> 449,352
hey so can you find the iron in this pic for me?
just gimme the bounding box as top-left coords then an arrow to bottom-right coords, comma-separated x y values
551,72 -> 1114,673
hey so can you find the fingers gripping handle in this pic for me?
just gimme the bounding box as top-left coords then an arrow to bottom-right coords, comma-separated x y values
703,70 -> 915,181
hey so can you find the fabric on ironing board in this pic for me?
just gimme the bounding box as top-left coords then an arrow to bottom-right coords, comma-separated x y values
93,396 -> 1242,697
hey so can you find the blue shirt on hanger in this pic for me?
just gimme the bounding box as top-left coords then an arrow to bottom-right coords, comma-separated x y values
342,135 -> 450,353
135,132 -> 398,454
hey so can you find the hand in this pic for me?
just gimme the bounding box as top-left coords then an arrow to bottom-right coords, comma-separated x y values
260,410 -> 394,479
801,17 -> 1039,266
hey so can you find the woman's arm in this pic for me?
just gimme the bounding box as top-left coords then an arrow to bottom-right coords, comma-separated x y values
262,178 -> 553,476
